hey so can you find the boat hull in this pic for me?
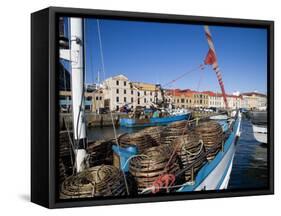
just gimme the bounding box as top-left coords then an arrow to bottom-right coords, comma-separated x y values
178,112 -> 241,192
119,113 -> 191,128
252,124 -> 267,144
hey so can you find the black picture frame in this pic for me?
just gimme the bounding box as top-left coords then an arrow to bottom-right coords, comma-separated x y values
31,6 -> 274,209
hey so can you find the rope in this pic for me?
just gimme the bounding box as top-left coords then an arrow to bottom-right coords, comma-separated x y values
121,154 -> 148,170
110,111 -> 130,195
182,139 -> 204,156
97,19 -> 106,81
162,64 -> 204,88
163,118 -> 194,171
96,19 -> 130,195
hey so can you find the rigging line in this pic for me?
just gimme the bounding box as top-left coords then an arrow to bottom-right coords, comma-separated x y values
196,67 -> 204,92
120,64 -> 203,108
110,111 -> 130,195
162,64 -> 204,88
97,19 -> 106,82
96,19 -> 130,194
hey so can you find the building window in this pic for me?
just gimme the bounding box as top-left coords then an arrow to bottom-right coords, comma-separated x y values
144,98 -> 147,103
124,97 -> 127,102
137,99 -> 140,105
137,92 -> 140,97
131,97 -> 133,103
150,91 -> 152,96
124,89 -> 126,94
124,81 -> 126,86
181,99 -> 185,103
131,90 -> 133,95
116,89 -> 119,94
100,96 -> 102,100
116,97 -> 119,102
96,96 -> 99,100
144,91 -> 146,95
116,80 -> 119,86
150,98 -> 152,102
177,99 -> 179,103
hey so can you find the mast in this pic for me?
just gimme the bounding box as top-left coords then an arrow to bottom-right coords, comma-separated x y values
70,18 -> 87,173
204,26 -> 229,109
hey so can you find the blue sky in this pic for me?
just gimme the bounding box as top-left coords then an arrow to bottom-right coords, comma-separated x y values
63,17 -> 267,94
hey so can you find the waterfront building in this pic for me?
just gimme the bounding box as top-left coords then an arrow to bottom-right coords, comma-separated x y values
167,89 -> 193,108
203,91 -> 223,108
192,92 -> 209,108
241,92 -> 267,110
227,95 -> 242,109
167,89 -> 242,109
102,74 -> 163,111
204,91 -> 242,109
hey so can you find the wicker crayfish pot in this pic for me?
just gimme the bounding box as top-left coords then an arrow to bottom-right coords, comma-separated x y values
118,126 -> 163,153
129,145 -> 179,192
60,165 -> 127,199
173,133 -> 206,181
194,121 -> 223,161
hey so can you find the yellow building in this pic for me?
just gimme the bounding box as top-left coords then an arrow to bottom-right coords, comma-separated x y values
192,92 -> 209,108
167,89 -> 193,108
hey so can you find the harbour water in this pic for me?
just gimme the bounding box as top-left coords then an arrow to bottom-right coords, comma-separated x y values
228,117 -> 268,189
87,115 -> 268,190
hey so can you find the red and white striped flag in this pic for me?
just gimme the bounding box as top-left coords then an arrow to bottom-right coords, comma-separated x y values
204,26 -> 219,69
203,25 -> 229,109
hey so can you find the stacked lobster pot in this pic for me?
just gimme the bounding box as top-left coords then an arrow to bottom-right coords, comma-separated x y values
129,145 -> 180,192
194,121 -> 224,161
87,140 -> 114,166
160,120 -> 191,145
118,126 -> 163,153
173,132 -> 207,182
60,165 -> 127,198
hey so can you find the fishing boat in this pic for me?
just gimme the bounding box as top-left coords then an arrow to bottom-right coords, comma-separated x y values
119,112 -> 191,128
59,20 -> 242,198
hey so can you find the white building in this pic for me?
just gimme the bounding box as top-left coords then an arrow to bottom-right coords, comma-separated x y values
227,95 -> 242,109
102,74 -> 163,111
241,92 -> 267,109
204,91 -> 242,109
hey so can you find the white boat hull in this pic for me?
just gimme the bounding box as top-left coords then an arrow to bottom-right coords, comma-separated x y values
178,112 -> 242,192
252,124 -> 267,144
194,142 -> 236,190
